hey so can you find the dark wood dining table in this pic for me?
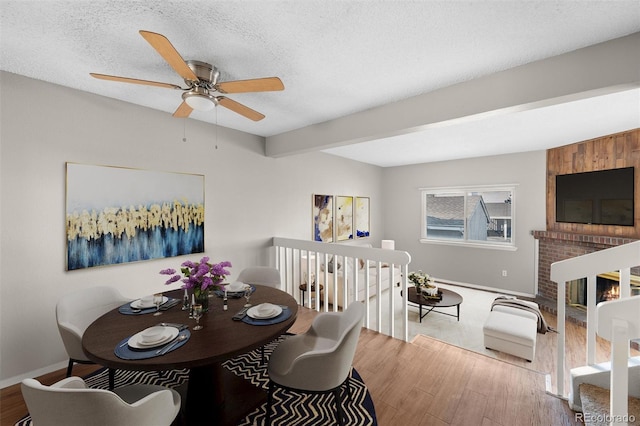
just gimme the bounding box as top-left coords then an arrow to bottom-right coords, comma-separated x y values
82,285 -> 298,426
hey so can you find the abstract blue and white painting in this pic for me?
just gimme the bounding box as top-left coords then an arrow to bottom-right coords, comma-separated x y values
65,163 -> 204,270
313,194 -> 333,242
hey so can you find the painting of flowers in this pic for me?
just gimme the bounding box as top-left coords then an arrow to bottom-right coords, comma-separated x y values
313,194 -> 333,242
336,195 -> 354,241
65,163 -> 204,270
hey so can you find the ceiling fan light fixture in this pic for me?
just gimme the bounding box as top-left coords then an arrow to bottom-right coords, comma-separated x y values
90,31 -> 281,121
182,88 -> 218,111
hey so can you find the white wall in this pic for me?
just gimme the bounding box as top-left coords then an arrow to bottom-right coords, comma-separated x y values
0,72 -> 383,385
381,151 -> 547,295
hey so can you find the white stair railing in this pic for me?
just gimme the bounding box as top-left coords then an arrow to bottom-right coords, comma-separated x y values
550,240 -> 640,397
272,237 -> 412,341
596,296 -> 640,426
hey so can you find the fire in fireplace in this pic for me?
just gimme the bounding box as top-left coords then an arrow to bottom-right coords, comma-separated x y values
568,275 -> 621,309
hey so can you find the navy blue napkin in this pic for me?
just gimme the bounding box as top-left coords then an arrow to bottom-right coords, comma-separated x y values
114,329 -> 191,360
242,305 -> 292,326
159,298 -> 180,310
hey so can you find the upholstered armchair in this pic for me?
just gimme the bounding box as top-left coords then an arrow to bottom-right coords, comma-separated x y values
56,286 -> 129,389
266,301 -> 365,425
21,376 -> 181,426
237,266 -> 281,288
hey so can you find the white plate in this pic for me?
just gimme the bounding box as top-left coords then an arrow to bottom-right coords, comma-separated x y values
225,282 -> 249,293
127,326 -> 179,349
247,304 -> 283,319
131,296 -> 168,309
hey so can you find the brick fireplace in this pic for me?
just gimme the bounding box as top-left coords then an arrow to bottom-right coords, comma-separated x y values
533,128 -> 640,322
532,230 -> 638,302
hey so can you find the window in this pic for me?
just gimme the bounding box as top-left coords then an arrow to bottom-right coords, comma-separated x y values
420,185 -> 516,250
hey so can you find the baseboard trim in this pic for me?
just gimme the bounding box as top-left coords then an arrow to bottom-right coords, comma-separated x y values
433,278 -> 536,299
0,360 -> 68,390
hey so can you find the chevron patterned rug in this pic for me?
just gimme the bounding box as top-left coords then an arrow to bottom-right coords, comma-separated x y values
17,337 -> 377,425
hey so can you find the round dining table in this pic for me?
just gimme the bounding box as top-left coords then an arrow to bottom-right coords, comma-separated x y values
82,285 -> 298,426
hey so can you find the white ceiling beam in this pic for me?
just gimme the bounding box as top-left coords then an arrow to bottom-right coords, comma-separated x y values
266,32 -> 640,158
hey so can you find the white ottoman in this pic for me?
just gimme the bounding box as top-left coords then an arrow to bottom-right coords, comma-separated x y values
483,306 -> 538,362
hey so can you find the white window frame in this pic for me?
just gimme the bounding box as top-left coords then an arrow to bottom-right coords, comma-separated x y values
420,184 -> 517,251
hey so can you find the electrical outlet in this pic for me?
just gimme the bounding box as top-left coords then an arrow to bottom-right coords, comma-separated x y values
502,270 -> 508,277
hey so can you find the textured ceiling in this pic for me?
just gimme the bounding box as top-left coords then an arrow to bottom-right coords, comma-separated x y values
1,1 -> 639,166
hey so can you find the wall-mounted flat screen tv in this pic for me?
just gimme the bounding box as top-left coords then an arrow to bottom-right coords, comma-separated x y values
556,167 -> 634,226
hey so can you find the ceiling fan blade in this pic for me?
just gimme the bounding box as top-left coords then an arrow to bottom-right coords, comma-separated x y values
217,97 -> 265,121
173,101 -> 193,118
216,77 -> 284,94
139,30 -> 198,82
90,73 -> 182,90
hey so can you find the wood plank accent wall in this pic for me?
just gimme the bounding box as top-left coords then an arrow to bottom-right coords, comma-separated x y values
546,128 -> 640,238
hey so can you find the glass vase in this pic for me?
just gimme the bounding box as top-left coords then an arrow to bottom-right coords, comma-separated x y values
194,287 -> 209,312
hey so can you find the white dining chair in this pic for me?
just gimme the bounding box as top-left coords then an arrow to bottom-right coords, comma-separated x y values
21,376 -> 181,426
266,301 -> 365,426
237,266 -> 281,288
56,286 -> 129,389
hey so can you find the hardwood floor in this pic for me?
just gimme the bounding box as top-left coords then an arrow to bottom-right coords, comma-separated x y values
0,302 -> 594,426
376,333 -> 578,425
383,282 -> 639,396
477,308 -> 640,396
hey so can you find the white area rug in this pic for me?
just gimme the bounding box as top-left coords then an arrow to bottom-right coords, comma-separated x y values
368,282 -> 524,360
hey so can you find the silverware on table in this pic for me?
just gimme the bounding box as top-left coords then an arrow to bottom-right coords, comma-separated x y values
160,299 -> 180,310
157,334 -> 187,355
159,322 -> 188,330
232,306 -> 250,321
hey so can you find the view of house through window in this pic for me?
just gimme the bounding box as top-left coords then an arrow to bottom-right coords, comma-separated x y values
421,186 -> 514,248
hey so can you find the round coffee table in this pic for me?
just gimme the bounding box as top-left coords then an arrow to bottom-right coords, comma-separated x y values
406,287 -> 463,323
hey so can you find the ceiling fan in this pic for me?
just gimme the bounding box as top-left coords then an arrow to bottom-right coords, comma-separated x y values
90,30 -> 284,121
